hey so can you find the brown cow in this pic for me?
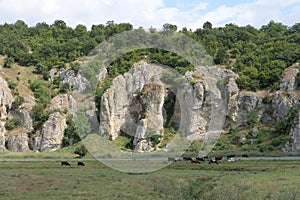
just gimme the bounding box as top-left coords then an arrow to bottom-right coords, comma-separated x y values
215,155 -> 223,161
190,158 -> 200,164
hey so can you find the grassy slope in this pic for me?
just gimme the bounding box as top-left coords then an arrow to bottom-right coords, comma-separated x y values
0,160 -> 299,199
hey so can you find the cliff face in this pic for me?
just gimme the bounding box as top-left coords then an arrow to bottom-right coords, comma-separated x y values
31,112 -> 67,152
30,94 -> 76,152
0,76 -> 14,152
99,63 -> 300,153
1,62 -> 300,153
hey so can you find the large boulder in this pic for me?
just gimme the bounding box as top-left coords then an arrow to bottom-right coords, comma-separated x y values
6,133 -> 29,152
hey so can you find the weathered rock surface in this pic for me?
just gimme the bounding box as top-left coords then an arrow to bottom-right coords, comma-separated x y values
11,96 -> 35,132
6,133 -> 29,152
283,112 -> 300,152
280,63 -> 299,90
31,112 -> 67,152
48,94 -> 77,114
0,76 -> 14,151
49,67 -> 88,92
99,62 -> 166,141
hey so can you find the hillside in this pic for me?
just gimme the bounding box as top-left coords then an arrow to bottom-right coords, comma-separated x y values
0,20 -> 300,155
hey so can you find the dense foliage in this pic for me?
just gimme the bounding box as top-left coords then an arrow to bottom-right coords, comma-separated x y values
1,19 -> 300,150
0,20 -> 299,91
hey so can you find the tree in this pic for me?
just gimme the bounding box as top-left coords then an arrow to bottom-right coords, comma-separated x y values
203,21 -> 212,29
74,145 -> 88,158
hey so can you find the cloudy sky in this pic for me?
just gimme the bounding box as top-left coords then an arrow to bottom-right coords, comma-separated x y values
0,0 -> 299,30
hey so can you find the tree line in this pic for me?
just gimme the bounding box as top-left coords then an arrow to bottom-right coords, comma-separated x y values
1,19 -> 299,91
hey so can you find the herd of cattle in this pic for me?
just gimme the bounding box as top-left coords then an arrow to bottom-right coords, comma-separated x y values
61,161 -> 85,166
60,154 -> 250,166
168,154 -> 250,164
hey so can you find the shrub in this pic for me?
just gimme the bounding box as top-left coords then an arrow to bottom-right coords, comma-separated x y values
11,96 -> 24,109
5,117 -> 22,130
74,145 -> 88,158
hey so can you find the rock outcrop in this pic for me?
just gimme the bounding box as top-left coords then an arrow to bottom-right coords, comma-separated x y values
99,62 -> 166,140
6,133 -> 29,152
0,76 -> 14,151
48,94 -> 77,114
49,68 -> 88,92
31,112 -> 67,152
283,112 -> 300,152
280,63 -> 299,90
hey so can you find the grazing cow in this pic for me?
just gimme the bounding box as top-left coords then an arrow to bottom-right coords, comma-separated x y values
77,161 -> 85,166
209,159 -> 219,165
168,157 -> 176,162
190,158 -> 200,164
203,155 -> 209,160
242,154 -> 249,158
228,157 -> 235,162
215,155 -> 223,161
61,161 -> 70,166
183,157 -> 192,161
227,154 -> 235,159
195,157 -> 205,162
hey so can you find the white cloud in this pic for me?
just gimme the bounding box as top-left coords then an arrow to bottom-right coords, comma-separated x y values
0,0 -> 298,30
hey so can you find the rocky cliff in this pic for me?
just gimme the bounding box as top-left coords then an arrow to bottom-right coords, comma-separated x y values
1,61 -> 300,153
0,76 -> 14,152
99,62 -> 300,153
31,112 -> 67,152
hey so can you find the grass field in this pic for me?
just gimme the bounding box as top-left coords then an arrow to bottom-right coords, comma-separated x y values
0,159 -> 299,200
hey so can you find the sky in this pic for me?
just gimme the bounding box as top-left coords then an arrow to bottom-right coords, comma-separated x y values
0,0 -> 299,30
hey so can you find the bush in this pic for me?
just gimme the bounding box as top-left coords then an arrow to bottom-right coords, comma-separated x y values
150,135 -> 162,145
5,117 -> 22,130
11,96 -> 25,109
247,109 -> 259,127
74,145 -> 88,158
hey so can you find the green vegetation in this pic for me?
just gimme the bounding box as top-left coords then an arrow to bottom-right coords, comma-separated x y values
4,117 -> 22,130
0,159 -> 299,199
74,145 -> 88,158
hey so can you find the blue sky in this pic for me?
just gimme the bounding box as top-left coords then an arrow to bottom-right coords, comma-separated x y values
0,0 -> 299,30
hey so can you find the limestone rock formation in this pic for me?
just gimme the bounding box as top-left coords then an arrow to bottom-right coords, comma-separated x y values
6,133 -> 29,152
280,63 -> 299,90
49,68 -> 88,92
283,112 -> 300,152
0,76 -> 14,151
31,112 -> 67,152
48,94 -> 77,114
99,62 -> 166,140
11,96 -> 35,132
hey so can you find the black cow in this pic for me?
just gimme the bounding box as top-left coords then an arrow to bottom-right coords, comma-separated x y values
77,161 -> 85,166
208,159 -> 219,165
227,154 -> 235,159
168,157 -> 176,162
195,157 -> 205,162
183,157 -> 192,161
61,161 -> 70,166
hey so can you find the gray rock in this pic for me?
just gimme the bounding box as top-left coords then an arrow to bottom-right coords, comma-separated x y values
48,94 -> 77,115
32,112 -> 67,152
6,133 -> 29,152
280,64 -> 299,90
283,112 -> 300,152
0,76 -> 14,151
